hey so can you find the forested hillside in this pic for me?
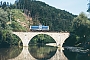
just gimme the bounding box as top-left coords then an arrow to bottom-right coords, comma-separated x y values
14,0 -> 77,32
0,0 -> 90,48
0,0 -> 77,32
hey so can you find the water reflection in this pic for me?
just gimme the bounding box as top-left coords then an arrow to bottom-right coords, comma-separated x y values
0,46 -> 22,60
28,45 -> 57,60
1,45 -> 90,60
8,45 -> 68,60
8,47 -> 36,60
49,48 -> 68,60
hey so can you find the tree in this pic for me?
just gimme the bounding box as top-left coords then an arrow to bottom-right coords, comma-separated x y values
87,0 -> 90,12
0,1 -> 2,7
0,8 -> 9,29
72,12 -> 90,44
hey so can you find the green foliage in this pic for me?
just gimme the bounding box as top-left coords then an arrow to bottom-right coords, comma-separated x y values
0,8 -> 9,29
73,12 -> 90,37
30,34 -> 56,44
10,9 -> 29,31
71,12 -> 90,47
0,30 -> 22,47
0,8 -> 23,47
10,21 -> 27,32
11,9 -> 26,22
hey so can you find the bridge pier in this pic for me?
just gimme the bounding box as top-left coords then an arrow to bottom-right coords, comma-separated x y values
22,40 -> 29,47
12,32 -> 69,47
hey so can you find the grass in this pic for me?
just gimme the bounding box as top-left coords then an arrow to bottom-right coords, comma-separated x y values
10,9 -> 30,31
11,9 -> 26,22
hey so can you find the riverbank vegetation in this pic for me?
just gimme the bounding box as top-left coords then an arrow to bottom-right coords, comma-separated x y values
29,34 -> 56,45
0,0 -> 90,49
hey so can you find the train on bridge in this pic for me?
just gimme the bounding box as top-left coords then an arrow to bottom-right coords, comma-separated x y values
30,25 -> 49,31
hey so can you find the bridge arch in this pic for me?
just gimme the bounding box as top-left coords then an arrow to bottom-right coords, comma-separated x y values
29,34 -> 56,45
12,32 -> 69,47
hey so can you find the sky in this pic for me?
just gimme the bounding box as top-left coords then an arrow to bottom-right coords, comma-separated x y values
0,0 -> 89,15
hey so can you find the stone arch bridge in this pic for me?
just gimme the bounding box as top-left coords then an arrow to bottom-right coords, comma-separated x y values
12,32 -> 69,47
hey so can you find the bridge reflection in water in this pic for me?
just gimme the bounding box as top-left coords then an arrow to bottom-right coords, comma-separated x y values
8,46 -> 68,60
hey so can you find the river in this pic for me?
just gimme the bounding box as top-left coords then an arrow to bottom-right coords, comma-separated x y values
0,45 -> 90,60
